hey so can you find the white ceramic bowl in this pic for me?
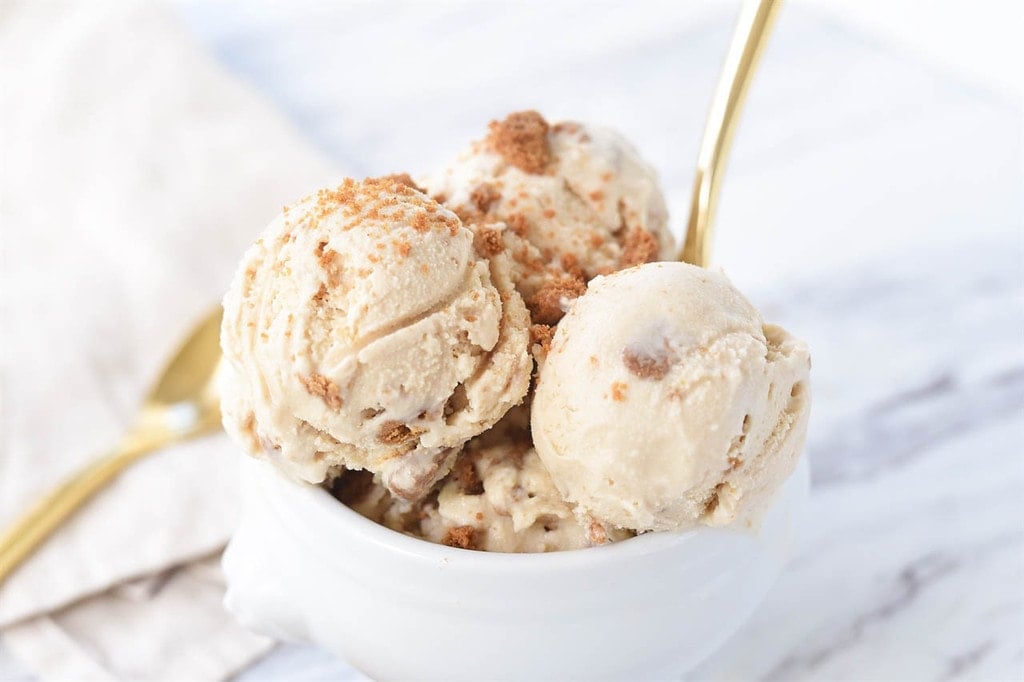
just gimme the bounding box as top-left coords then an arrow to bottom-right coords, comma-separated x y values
223,456 -> 808,680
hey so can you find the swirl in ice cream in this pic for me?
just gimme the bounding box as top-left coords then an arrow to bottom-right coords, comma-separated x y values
221,176 -> 532,499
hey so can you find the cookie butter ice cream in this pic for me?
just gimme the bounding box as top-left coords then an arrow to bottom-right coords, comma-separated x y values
532,262 -> 811,533
219,112 -> 812,554
221,176 -> 532,499
423,111 -> 674,324
335,410 -> 629,552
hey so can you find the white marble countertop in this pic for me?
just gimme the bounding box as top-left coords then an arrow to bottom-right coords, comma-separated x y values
4,2 -> 1021,679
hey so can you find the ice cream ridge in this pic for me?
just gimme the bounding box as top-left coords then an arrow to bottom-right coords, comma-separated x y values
220,110 -> 811,552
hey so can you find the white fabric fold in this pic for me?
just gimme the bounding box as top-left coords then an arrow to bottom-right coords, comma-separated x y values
0,0 -> 336,678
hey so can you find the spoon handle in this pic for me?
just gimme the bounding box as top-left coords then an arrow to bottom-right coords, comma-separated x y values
680,0 -> 782,267
0,432 -> 161,583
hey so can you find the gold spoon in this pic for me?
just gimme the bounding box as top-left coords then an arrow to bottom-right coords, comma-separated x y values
0,308 -> 224,583
681,0 -> 782,267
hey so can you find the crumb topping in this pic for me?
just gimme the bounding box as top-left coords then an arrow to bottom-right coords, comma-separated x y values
619,227 -> 659,268
299,373 -> 343,409
442,525 -> 479,550
473,226 -> 505,257
470,183 -> 502,213
527,276 -> 586,325
559,253 -> 584,280
506,212 -> 530,237
295,177 -> 460,237
378,172 -> 425,194
392,239 -> 412,257
529,323 -> 554,355
486,111 -> 551,174
410,212 -> 430,232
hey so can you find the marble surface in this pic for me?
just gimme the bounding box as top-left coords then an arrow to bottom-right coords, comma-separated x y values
5,1 -> 1022,679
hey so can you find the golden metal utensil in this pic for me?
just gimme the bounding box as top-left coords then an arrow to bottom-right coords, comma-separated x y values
681,0 -> 782,267
0,308 -> 224,584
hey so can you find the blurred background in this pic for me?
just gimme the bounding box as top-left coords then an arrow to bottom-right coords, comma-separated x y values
1,1 -> 1021,679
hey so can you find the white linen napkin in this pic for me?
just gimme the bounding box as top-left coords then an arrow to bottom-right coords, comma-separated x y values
0,1 -> 336,678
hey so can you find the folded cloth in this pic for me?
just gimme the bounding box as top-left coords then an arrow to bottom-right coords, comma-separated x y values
0,1 -> 335,678
2,557 -> 269,682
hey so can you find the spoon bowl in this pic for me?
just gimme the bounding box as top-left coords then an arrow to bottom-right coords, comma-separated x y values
0,307 -> 225,583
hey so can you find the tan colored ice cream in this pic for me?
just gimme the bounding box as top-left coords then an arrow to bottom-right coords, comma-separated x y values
221,176 -> 532,499
531,262 -> 811,533
422,111 -> 674,324
337,409 -> 629,552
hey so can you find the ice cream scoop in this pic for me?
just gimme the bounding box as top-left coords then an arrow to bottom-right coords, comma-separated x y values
422,111 -> 674,323
220,176 -> 532,499
531,261 -> 810,532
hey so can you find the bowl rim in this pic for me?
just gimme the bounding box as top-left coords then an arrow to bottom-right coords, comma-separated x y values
243,454 -> 807,573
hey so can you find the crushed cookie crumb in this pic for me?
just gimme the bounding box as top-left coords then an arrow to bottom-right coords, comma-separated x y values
378,421 -> 421,445
470,183 -> 501,213
450,204 -> 479,226
619,226 -> 659,268
378,172 -> 425,193
299,373 -> 343,409
442,525 -> 478,550
486,110 -> 551,174
452,456 -> 484,495
622,347 -> 671,380
392,239 -> 412,257
473,226 -> 505,257
728,456 -> 742,471
527,276 -> 586,325
609,381 -> 628,402
506,212 -> 530,237
529,323 -> 554,355
559,253 -> 584,280
318,249 -> 343,286
410,212 -> 430,232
